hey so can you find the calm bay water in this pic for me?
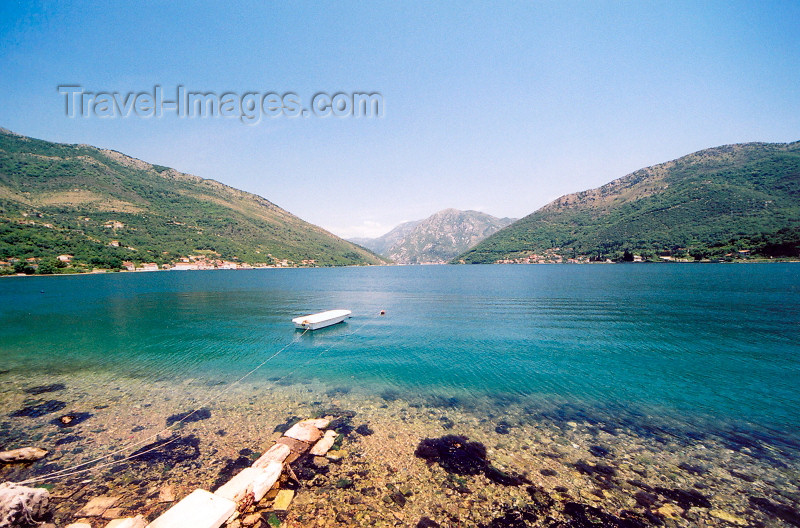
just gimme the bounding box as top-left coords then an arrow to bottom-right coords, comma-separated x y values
1,264 -> 799,444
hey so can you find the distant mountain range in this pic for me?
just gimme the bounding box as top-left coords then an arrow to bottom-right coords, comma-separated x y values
457,141 -> 800,263
352,209 -> 515,264
0,128 -> 385,270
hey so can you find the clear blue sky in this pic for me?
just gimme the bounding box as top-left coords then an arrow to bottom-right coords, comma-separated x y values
2,1 -> 799,238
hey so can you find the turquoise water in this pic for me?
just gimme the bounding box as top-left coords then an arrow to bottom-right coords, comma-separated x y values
1,264 -> 799,445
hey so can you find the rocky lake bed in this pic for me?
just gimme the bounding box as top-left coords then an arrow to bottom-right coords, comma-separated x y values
2,371 -> 800,527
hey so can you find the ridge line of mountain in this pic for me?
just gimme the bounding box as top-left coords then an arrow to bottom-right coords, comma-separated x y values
0,127 -> 386,273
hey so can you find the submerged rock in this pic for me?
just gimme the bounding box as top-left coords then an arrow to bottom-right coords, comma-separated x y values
588,445 -> 611,458
0,482 -> 50,527
574,460 -> 617,479
709,509 -> 747,526
495,422 -> 512,435
0,447 -> 48,464
478,505 -> 538,527
50,412 -> 92,428
484,465 -> 529,486
677,461 -> 708,475
562,502 -> 649,527
654,487 -> 711,509
355,424 -> 374,436
749,496 -> 800,526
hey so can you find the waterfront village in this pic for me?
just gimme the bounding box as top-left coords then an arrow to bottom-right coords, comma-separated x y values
0,253 -> 318,274
492,248 -> 754,264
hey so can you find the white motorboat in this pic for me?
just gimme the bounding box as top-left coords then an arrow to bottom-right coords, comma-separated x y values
292,309 -> 352,330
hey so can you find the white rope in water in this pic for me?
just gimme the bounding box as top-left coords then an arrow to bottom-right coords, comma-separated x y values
18,318 -> 351,485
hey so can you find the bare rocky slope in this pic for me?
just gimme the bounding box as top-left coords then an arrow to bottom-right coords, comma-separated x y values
353,209 -> 515,264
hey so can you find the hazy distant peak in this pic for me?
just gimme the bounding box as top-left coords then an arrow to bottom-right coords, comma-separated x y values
352,208 -> 516,264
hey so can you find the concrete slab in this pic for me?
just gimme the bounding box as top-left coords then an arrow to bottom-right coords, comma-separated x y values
146,489 -> 235,528
214,461 -> 283,503
105,516 -> 147,528
252,443 -> 290,468
310,430 -> 338,456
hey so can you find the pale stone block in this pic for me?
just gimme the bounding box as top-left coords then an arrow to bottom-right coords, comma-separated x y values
76,496 -> 120,517
299,418 -> 330,429
157,484 -> 175,503
252,443 -> 290,468
214,461 -> 282,503
106,515 -> 147,528
146,489 -> 235,528
65,524 -> 92,528
271,489 -> 294,511
284,422 -> 322,443
310,430 -> 338,456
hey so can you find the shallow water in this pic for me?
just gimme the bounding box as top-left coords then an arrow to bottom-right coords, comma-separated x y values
1,264 -> 799,526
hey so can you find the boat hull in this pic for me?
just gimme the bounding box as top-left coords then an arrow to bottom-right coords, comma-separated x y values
292,309 -> 352,330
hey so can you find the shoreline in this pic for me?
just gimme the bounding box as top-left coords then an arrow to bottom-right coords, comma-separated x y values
3,258 -> 799,279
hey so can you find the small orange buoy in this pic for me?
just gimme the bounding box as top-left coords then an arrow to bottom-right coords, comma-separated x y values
379,310 -> 386,315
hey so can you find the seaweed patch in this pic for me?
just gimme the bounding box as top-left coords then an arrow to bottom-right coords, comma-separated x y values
23,383 -> 66,395
415,435 -> 529,486
165,407 -> 211,426
10,400 -> 67,418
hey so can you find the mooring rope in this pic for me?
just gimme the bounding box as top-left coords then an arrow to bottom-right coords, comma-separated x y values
16,313 -> 381,486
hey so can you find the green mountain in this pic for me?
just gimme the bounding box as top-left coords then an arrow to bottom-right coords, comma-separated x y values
354,209 -> 515,264
457,141 -> 800,263
0,128 -> 385,270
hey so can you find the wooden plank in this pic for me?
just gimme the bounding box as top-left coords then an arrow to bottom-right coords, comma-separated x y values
276,436 -> 311,454
146,489 -> 235,528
